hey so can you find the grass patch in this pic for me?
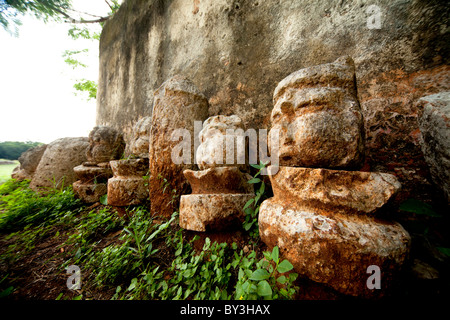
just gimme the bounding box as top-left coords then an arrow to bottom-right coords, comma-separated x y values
0,178 -> 299,300
0,160 -> 18,183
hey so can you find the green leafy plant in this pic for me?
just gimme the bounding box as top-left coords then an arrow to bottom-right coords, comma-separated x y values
399,199 -> 442,218
233,246 -> 298,300
0,181 -> 81,232
243,161 -> 269,238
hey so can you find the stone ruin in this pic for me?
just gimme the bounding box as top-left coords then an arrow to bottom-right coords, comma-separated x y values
258,56 -> 411,298
72,126 -> 125,203
62,56 -> 434,298
180,115 -> 255,232
107,117 -> 151,206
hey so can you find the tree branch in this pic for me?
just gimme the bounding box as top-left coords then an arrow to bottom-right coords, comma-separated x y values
51,6 -> 110,24
65,16 -> 110,24
104,0 -> 113,11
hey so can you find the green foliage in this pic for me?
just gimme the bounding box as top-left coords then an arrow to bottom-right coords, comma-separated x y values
152,235 -> 234,300
0,180 -> 80,264
233,246 -> 298,300
68,25 -> 100,40
399,199 -> 442,217
62,48 -> 89,68
0,141 -> 43,160
0,178 -> 27,195
0,176 -> 301,301
73,79 -> 97,100
243,161 -> 269,239
0,180 -> 80,232
0,0 -> 71,35
0,163 -> 19,183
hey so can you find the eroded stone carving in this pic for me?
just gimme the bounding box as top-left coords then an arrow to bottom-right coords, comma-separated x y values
73,126 -> 125,203
107,118 -> 151,207
270,55 -> 365,169
108,158 -> 149,206
259,56 -> 411,298
180,115 -> 254,232
196,115 -> 248,172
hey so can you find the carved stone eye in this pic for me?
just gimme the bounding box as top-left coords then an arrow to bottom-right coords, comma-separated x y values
280,101 -> 294,116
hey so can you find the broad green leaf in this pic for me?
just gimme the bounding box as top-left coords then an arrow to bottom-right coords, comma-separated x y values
257,280 -> 272,297
399,199 -> 441,217
277,260 -> 294,273
289,272 -> 298,282
243,222 -> 253,231
259,182 -> 265,194
250,163 -> 263,170
238,268 -> 245,280
277,275 -> 287,284
243,198 -> 254,210
247,178 -> 261,184
99,194 -> 108,205
437,247 -> 450,257
249,269 -> 270,281
271,246 -> 279,263
263,251 -> 272,261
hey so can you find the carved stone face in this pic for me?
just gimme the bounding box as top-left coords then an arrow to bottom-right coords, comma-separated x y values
129,116 -> 151,158
86,126 -> 125,164
196,115 -> 248,171
269,56 -> 365,169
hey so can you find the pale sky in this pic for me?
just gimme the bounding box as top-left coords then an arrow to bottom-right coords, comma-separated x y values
0,0 -> 113,143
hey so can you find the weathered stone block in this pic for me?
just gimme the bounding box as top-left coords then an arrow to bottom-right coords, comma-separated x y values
107,177 -> 148,206
268,166 -> 401,215
259,198 -> 411,297
183,167 -> 253,195
72,180 -> 107,204
73,164 -> 112,183
110,158 -> 148,177
107,158 -> 149,207
11,144 -> 47,181
87,126 -> 125,164
180,193 -> 254,232
149,75 -> 209,217
417,92 -> 450,202
127,116 -> 152,158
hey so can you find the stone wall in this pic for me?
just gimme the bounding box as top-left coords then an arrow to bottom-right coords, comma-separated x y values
96,0 -> 449,198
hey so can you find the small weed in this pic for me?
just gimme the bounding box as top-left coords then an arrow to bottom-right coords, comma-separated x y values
243,161 -> 269,239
